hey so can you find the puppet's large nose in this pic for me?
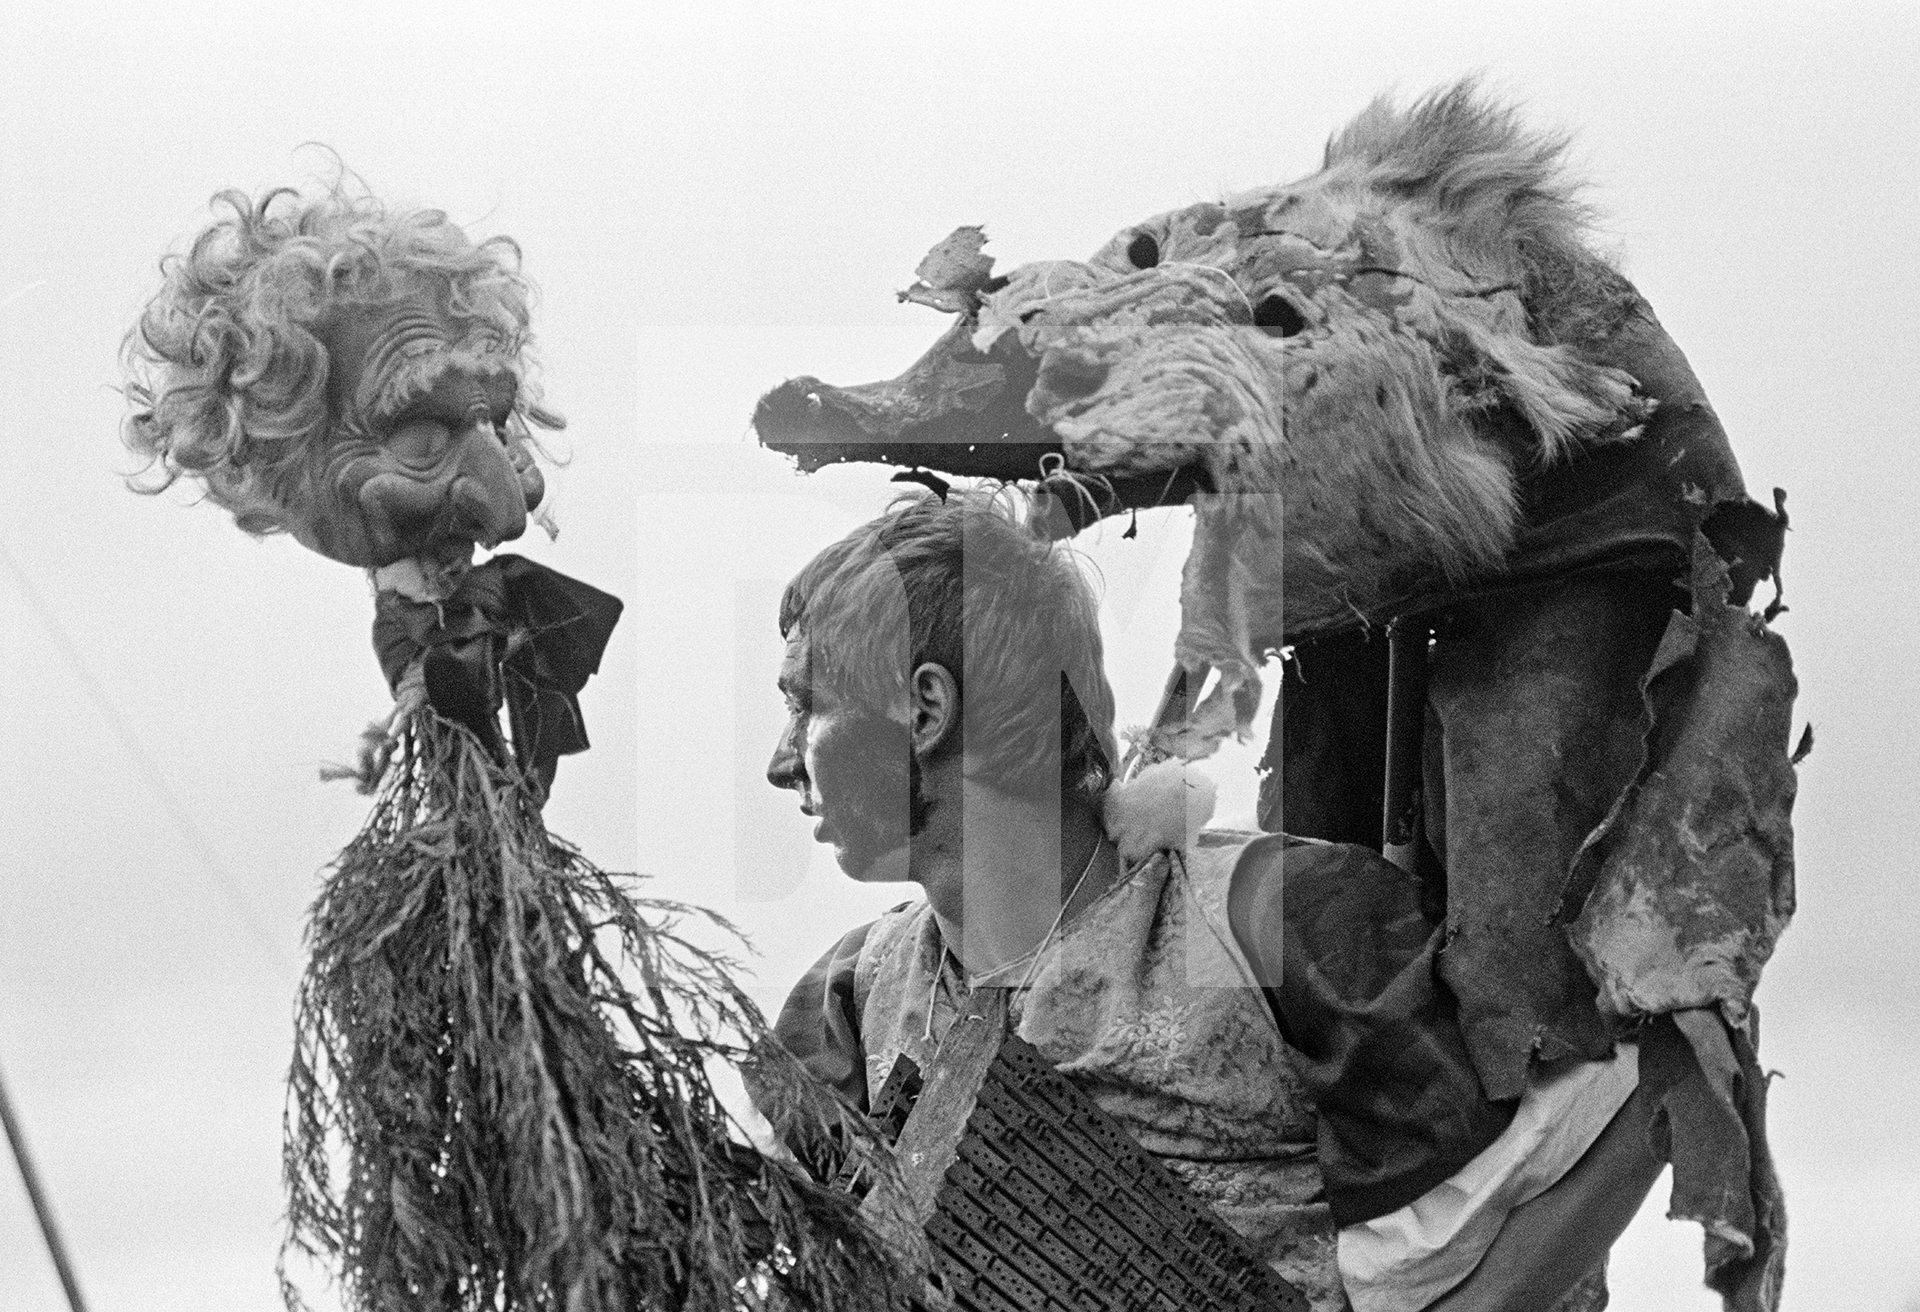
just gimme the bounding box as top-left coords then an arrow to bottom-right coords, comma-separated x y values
442,422 -> 530,548
347,422 -> 530,565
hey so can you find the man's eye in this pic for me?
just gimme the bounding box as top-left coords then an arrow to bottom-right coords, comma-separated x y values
387,419 -> 454,467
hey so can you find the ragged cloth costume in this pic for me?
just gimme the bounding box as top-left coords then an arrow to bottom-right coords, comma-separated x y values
754,85 -> 1799,1312
773,830 -> 1573,1312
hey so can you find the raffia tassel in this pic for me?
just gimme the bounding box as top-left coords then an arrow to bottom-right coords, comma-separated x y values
286,712 -> 910,1312
1100,758 -> 1218,867
317,665 -> 428,794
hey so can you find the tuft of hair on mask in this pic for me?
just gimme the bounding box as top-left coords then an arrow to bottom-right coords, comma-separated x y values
1100,758 -> 1219,867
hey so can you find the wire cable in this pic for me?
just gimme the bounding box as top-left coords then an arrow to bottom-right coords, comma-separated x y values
0,1058 -> 91,1312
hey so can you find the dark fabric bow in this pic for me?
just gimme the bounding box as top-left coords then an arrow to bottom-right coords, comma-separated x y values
372,554 -> 624,797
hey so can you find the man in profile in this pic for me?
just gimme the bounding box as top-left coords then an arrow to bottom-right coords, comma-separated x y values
756,488 -> 1658,1312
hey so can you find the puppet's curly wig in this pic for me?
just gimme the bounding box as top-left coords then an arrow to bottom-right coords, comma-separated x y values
123,184 -> 558,534
780,487 -> 1119,801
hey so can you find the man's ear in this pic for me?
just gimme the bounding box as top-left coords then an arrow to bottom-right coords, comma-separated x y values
909,661 -> 960,759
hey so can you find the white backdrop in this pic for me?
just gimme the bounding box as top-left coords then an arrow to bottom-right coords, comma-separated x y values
2,3 -> 1915,1309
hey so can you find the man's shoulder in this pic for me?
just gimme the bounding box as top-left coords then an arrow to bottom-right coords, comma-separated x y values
1197,827 -> 1378,873
1202,831 -> 1411,934
1189,827 -> 1331,877
1193,827 -> 1265,849
853,897 -> 933,973
804,899 -> 922,970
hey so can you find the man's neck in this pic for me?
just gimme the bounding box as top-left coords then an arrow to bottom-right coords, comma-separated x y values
915,778 -> 1115,978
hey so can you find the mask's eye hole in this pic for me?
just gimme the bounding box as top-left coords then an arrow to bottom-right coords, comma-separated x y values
1253,295 -> 1306,337
1126,232 -> 1160,269
387,418 -> 454,467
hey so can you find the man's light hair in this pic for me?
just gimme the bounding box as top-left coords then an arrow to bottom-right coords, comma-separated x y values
780,488 -> 1117,800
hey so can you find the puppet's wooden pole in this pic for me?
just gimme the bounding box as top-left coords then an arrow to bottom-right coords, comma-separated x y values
1381,619 -> 1431,873
0,1059 -> 91,1312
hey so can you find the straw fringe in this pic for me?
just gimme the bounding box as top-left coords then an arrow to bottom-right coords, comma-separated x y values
283,711 -> 912,1312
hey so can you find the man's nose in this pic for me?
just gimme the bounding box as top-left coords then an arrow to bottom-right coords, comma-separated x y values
766,728 -> 804,791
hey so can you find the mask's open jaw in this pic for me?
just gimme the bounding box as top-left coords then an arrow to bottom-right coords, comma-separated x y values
752,318 -> 1057,478
751,316 -> 1210,535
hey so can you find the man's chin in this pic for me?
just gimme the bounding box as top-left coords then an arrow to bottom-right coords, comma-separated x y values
833,840 -> 911,884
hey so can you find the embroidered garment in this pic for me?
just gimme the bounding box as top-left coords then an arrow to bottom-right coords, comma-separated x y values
767,830 -> 1570,1312
844,833 -> 1347,1311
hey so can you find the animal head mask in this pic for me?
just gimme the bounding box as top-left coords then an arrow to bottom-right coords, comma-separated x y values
754,83 -> 1789,743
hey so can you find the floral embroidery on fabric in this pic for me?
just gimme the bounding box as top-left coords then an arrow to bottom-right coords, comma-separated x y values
1103,998 -> 1203,1086
852,837 -> 1351,1311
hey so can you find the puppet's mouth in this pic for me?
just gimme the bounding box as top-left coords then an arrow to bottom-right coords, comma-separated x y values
369,538 -> 479,602
752,316 -> 1210,533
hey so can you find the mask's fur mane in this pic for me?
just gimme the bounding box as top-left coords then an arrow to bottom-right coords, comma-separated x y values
123,183 -> 558,535
1322,81 -> 1639,351
990,80 -> 1651,673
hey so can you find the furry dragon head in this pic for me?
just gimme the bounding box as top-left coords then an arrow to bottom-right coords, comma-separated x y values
125,184 -> 557,574
754,82 -> 1739,740
990,84 -> 1652,607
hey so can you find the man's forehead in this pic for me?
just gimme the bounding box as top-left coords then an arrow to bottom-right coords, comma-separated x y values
776,631 -> 810,685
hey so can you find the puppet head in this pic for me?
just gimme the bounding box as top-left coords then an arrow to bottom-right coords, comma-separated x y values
755,85 -> 1662,630
757,82 -> 1672,743
125,185 -> 557,574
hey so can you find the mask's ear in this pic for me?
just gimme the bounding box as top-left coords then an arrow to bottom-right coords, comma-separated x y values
909,661 -> 960,759
205,463 -> 293,538
1441,305 -> 1655,463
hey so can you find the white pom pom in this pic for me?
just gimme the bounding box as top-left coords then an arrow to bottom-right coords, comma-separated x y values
1100,759 -> 1218,867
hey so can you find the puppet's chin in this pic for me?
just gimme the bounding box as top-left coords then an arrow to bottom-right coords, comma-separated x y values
370,542 -> 478,602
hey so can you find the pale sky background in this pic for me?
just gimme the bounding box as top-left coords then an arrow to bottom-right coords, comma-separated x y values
2,3 -> 1915,1309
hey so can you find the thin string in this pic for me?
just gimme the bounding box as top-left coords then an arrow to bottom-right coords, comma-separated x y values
922,948 -> 950,1045
921,834 -> 1108,1044
1010,836 -> 1107,997
1158,260 -> 1257,322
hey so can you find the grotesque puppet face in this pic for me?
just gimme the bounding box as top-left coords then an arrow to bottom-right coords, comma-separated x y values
289,287 -> 544,570
125,186 -> 557,579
